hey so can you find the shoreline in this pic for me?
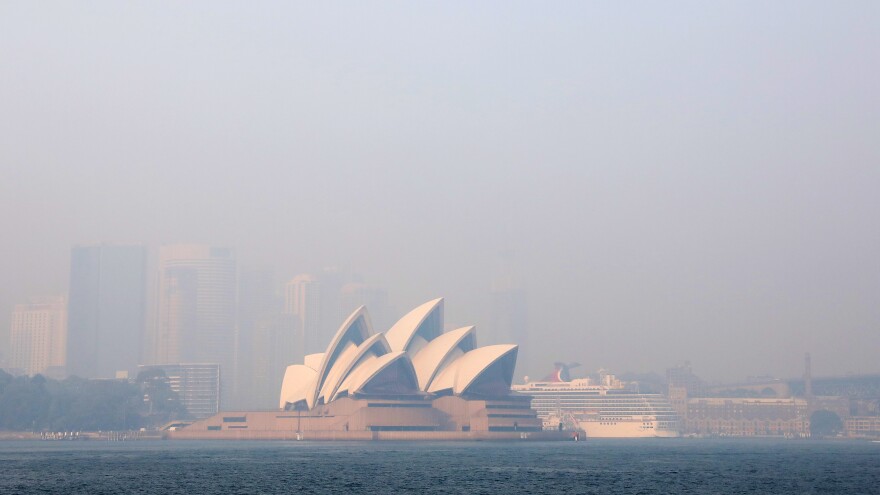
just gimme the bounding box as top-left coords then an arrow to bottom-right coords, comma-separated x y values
1,431 -> 875,442
0,431 -> 163,441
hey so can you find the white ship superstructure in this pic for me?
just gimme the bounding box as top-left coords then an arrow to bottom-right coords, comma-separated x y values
513,369 -> 680,438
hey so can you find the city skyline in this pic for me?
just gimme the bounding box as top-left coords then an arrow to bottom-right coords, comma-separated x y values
2,4 -> 880,494
2,238 -> 872,388
1,2 -> 878,384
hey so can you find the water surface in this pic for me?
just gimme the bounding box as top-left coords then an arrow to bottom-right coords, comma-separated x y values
1,439 -> 877,494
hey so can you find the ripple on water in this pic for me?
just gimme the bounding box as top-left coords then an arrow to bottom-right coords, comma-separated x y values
0,439 -> 878,494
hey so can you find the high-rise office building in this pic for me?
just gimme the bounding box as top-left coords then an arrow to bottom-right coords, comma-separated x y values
489,286 -> 528,343
9,297 -> 67,376
238,268 -> 294,409
666,362 -> 708,398
67,244 -> 147,378
237,269 -> 269,408
156,245 -> 236,408
318,266 -> 352,339
489,252 -> 529,373
284,274 -> 321,355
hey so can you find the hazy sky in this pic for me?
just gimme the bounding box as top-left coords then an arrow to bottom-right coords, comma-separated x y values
1,2 -> 878,382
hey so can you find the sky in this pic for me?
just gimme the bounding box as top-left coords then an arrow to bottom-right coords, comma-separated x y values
1,2 -> 878,383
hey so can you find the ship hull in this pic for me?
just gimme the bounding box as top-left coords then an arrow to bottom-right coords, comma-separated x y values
578,418 -> 680,438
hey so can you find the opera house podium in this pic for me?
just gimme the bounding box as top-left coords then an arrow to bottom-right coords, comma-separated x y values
169,299 -> 570,441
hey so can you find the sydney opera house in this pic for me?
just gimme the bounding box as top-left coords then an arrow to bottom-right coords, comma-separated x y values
170,298 -> 567,440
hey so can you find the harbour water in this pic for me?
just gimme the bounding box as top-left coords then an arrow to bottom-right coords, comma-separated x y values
1,439 -> 878,494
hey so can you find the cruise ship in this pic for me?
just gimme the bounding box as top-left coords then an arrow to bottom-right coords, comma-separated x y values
512,365 -> 681,438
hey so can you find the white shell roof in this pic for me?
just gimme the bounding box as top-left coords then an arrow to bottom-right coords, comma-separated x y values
318,333 -> 391,403
411,326 -> 476,391
317,341 -> 361,404
335,353 -> 382,398
279,299 -> 521,411
342,351 -> 415,396
312,306 -> 373,405
304,353 -> 324,371
427,344 -> 518,396
384,298 -> 443,352
279,364 -> 318,409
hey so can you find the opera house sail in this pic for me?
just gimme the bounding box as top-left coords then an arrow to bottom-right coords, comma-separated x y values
171,298 -> 568,440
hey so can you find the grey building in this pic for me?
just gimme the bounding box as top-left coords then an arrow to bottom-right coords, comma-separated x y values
67,244 -> 147,378
139,363 -> 220,418
238,268 -> 295,409
156,245 -> 236,408
490,287 -> 527,346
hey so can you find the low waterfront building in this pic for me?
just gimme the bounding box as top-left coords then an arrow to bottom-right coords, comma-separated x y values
139,363 -> 220,418
683,397 -> 811,437
845,416 -> 880,438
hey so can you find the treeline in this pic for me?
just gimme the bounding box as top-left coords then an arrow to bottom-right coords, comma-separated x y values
0,369 -> 189,431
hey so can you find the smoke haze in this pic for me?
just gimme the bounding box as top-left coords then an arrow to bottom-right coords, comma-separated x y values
1,2 -> 878,382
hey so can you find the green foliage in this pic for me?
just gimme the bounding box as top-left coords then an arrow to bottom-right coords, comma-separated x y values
810,410 -> 843,438
760,387 -> 778,397
135,369 -> 190,422
0,369 -> 189,431
0,373 -> 50,430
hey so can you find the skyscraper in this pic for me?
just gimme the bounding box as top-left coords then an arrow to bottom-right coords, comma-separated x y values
156,244 -> 236,407
489,252 -> 529,373
67,244 -> 147,378
284,274 -> 321,355
318,266 -> 361,336
9,297 -> 67,376
490,286 -> 528,345
238,268 -> 293,408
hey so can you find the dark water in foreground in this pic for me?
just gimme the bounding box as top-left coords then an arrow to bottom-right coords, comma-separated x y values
1,439 -> 878,494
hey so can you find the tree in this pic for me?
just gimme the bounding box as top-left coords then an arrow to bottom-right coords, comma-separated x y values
760,387 -> 777,397
0,374 -> 51,430
810,410 -> 843,438
0,372 -> 188,432
136,369 -> 190,422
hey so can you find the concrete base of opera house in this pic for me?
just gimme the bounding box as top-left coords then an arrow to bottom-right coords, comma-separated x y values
166,395 -> 575,441
166,429 -> 574,441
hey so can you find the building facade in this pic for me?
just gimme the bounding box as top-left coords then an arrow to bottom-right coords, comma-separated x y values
845,416 -> 880,438
666,363 -> 708,398
284,274 -> 321,355
155,244 -> 236,407
139,363 -> 220,418
67,244 -> 147,378
488,252 -> 528,366
9,297 -> 67,376
683,397 -> 811,437
238,268 -> 295,409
